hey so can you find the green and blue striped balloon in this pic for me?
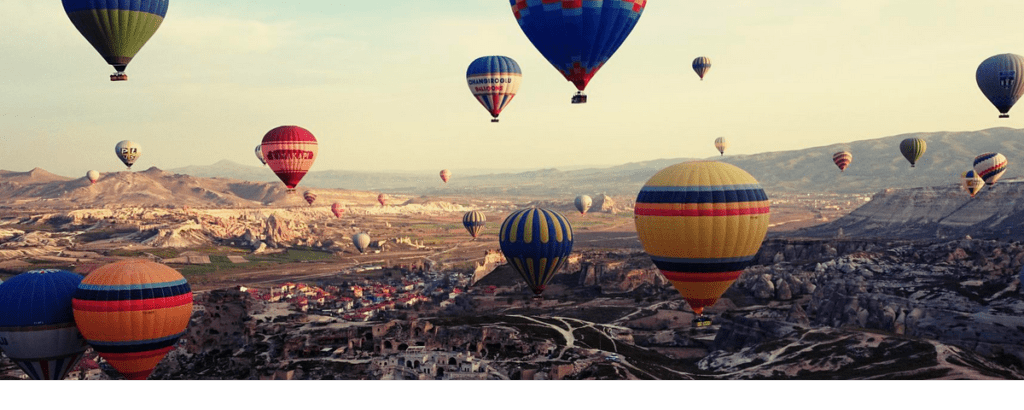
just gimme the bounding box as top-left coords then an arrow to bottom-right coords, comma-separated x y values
62,0 -> 170,78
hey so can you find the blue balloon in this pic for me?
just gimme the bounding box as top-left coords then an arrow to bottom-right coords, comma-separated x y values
0,269 -> 87,380
498,207 -> 574,295
510,0 -> 646,94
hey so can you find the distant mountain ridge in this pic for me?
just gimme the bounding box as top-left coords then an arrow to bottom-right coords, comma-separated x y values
165,127 -> 1024,196
4,128 -> 1024,204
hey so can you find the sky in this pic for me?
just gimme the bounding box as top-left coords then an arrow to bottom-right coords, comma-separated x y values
3,0 -> 1024,178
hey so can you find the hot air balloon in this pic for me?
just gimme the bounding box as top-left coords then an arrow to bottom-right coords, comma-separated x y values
115,140 -> 141,170
440,169 -> 451,184
900,138 -> 926,168
87,170 -> 100,184
62,0 -> 170,81
261,126 -> 318,191
255,145 -> 267,166
331,203 -> 345,218
378,193 -> 387,206
303,190 -> 317,206
634,161 -> 770,327
498,208 -> 574,295
962,170 -> 984,198
714,137 -> 729,156
462,211 -> 486,239
973,153 -> 1008,186
833,151 -> 852,172
72,259 -> 192,380
976,53 -> 1024,118
352,233 -> 371,253
467,56 -> 522,122
574,195 -> 592,215
0,269 -> 87,380
510,0 -> 646,104
693,57 -> 712,80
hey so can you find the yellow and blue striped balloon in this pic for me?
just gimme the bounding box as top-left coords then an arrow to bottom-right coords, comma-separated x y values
499,208 -> 574,295
634,161 -> 770,316
463,211 -> 486,239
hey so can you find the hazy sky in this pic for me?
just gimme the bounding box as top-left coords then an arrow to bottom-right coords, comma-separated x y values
3,0 -> 1024,177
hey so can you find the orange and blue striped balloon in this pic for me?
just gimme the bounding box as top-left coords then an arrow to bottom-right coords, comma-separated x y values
463,210 -> 486,239
499,208 -> 574,295
634,161 -> 770,316
72,259 -> 192,380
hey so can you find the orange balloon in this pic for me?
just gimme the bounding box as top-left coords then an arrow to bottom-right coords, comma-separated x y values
72,259 -> 192,380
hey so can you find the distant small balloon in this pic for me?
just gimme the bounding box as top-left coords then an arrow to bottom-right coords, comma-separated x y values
833,151 -> 852,172
976,53 -> 1024,118
899,138 -> 927,168
574,195 -> 592,215
961,170 -> 984,198
693,57 -> 712,80
87,170 -> 100,184
714,137 -> 729,156
331,203 -> 345,218
115,140 -> 142,169
378,193 -> 387,206
255,145 -> 267,166
973,153 -> 1008,186
303,190 -> 317,206
352,233 -> 371,253
440,169 -> 451,184
462,211 -> 486,239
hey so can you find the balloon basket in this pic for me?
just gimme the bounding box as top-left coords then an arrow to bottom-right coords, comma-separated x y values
1000,114 -> 1010,118
110,72 -> 128,81
491,118 -> 499,123
692,315 -> 712,328
571,92 -> 587,104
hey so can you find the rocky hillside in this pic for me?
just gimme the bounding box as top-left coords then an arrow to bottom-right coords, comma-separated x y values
0,167 -> 387,209
788,179 -> 1024,240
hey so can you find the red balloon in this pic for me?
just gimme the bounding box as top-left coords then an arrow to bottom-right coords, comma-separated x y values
440,169 -> 451,183
261,126 -> 318,190
378,193 -> 387,206
331,203 -> 345,218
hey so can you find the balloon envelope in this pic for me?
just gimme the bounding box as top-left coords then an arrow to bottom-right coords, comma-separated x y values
255,145 -> 267,166
833,151 -> 852,172
62,0 -> 169,75
574,195 -> 592,215
440,169 -> 451,183
634,161 -> 770,316
976,53 -> 1024,118
72,259 -> 192,380
714,137 -> 728,156
331,203 -> 345,218
303,190 -> 317,206
378,194 -> 387,206
962,170 -> 984,198
463,211 -> 486,238
352,233 -> 371,253
87,170 -> 100,184
693,56 -> 712,80
899,138 -> 926,167
0,269 -> 87,380
467,56 -> 522,121
973,153 -> 1008,186
261,126 -> 318,190
115,140 -> 142,169
498,208 -> 574,295
510,0 -> 646,93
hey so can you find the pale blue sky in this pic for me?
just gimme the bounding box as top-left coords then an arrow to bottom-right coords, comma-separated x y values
2,0 -> 1024,177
